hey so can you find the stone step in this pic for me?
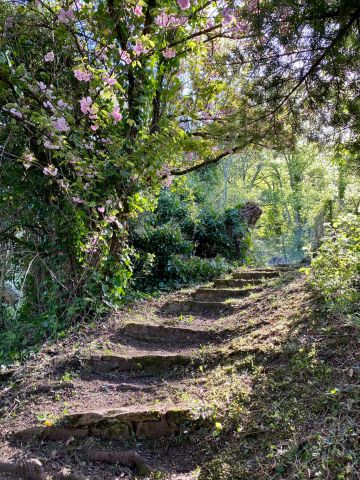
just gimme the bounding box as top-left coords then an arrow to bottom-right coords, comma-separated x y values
118,322 -> 220,344
161,300 -> 235,315
222,277 -> 264,286
192,286 -> 262,300
267,264 -> 298,271
213,278 -> 267,289
15,404 -> 202,441
243,266 -> 293,272
114,382 -> 154,393
232,271 -> 280,280
82,351 -> 193,373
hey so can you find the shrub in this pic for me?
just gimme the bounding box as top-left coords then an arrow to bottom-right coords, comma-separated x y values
307,214 -> 360,315
133,222 -> 193,266
165,254 -> 231,285
130,190 -> 251,291
131,222 -> 232,291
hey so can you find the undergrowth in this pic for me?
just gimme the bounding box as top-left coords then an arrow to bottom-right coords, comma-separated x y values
198,285 -> 359,479
305,214 -> 360,320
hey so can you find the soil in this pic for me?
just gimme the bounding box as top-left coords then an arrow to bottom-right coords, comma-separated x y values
0,267 -> 359,480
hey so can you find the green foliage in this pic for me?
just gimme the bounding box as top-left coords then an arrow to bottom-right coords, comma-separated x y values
1,0 -> 244,350
194,206 -> 249,259
1,0 -> 359,364
165,254 -> 231,287
134,222 -> 194,260
190,144 -> 360,266
130,190 -> 249,290
0,278 -> 104,364
307,214 -> 360,315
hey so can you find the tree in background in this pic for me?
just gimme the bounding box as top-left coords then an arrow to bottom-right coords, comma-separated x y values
187,142 -> 360,264
130,188 -> 258,291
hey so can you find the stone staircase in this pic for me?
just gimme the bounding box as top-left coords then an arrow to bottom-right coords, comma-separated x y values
1,266 -> 293,480
162,268 -> 280,313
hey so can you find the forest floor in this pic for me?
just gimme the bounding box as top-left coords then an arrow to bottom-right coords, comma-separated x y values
0,268 -> 359,480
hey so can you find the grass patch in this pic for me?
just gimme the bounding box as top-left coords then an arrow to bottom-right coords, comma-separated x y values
197,286 -> 359,479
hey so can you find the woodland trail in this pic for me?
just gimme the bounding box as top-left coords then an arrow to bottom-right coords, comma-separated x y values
0,266 -> 358,480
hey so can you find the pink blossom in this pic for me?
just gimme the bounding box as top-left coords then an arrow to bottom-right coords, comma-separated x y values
162,47 -> 176,59
119,49 -> 132,64
162,175 -> 173,187
88,111 -> 98,120
44,139 -> 60,150
247,0 -> 258,13
9,108 -> 22,119
134,5 -> 143,16
43,100 -> 55,112
107,215 -> 121,227
170,16 -> 187,27
155,11 -> 170,27
110,106 -> 122,123
133,41 -> 147,56
90,124 -> 99,131
57,99 -> 71,110
58,179 -> 69,190
103,76 -> 116,86
201,111 -> 212,122
72,196 -> 85,204
222,11 -> 236,26
52,117 -> 70,132
234,20 -> 250,33
23,153 -> 34,169
38,81 -> 47,92
185,152 -> 196,161
58,8 -> 75,23
74,69 -> 92,82
96,46 -> 108,61
97,206 -> 105,213
43,165 -> 58,176
155,11 -> 187,28
177,0 -> 190,10
79,96 -> 92,114
44,51 -> 55,62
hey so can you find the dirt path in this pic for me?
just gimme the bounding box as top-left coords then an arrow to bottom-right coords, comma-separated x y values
0,267 -> 358,480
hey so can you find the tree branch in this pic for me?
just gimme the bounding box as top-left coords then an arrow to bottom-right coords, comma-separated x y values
170,145 -> 244,176
254,7 -> 360,122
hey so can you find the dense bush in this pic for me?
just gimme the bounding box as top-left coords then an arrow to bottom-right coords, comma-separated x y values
194,207 -> 251,259
307,214 -> 360,315
130,190 -> 251,290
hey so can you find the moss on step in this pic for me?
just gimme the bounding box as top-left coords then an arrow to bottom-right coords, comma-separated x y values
232,271 -> 280,280
14,405 -> 209,442
117,322 -> 220,344
161,300 -> 236,315
82,351 -> 193,373
213,278 -> 265,288
192,287 -> 262,300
